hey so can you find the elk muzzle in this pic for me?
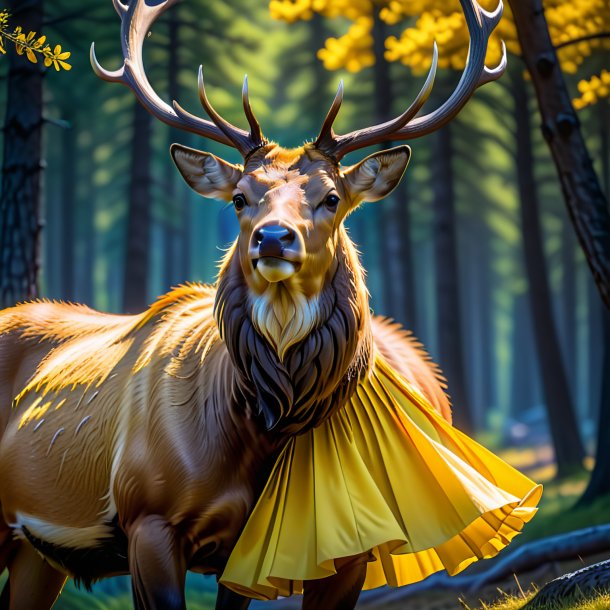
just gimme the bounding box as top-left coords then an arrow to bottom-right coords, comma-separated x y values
250,223 -> 305,283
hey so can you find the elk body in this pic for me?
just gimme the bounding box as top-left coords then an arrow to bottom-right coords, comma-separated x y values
0,1 -> 512,609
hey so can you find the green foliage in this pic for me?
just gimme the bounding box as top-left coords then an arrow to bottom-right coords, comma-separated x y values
53,582 -> 216,610
0,9 -> 71,70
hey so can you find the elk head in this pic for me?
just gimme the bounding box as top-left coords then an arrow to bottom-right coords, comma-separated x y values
92,0 -> 505,432
169,138 -> 412,357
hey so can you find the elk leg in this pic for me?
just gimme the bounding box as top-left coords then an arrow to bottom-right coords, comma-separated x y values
215,584 -> 252,610
302,554 -> 368,610
3,541 -> 66,610
128,515 -> 187,610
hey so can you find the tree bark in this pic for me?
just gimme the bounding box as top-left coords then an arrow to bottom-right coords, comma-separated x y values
122,101 -> 152,313
560,216 -> 576,394
60,120 -> 76,301
600,101 -> 609,197
432,122 -> 473,432
372,10 -> 416,328
509,0 -> 610,310
512,67 -> 585,476
466,217 -> 494,424
578,308 -> 610,503
163,6 -> 186,288
523,559 -> 610,609
80,156 -> 95,307
510,292 -> 539,417
0,0 -> 44,308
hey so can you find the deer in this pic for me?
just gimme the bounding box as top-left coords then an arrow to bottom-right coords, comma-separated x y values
0,0 -> 506,608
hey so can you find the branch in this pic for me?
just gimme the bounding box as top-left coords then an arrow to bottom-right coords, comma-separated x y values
555,32 -> 610,50
353,526 -> 610,607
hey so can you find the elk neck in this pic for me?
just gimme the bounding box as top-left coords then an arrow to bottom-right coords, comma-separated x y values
214,227 -> 373,437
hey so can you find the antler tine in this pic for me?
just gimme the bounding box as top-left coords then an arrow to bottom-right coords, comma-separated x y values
193,67 -> 262,157
314,80 -> 344,150
319,44 -> 438,158
243,75 -> 264,147
91,0 -> 264,155
481,40 -> 507,85
111,0 -> 127,15
319,0 -> 505,160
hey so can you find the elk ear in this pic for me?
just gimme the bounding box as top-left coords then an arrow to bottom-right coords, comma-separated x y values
171,143 -> 243,201
342,145 -> 411,204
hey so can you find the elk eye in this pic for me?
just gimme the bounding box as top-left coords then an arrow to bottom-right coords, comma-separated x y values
232,194 -> 247,211
325,194 -> 340,211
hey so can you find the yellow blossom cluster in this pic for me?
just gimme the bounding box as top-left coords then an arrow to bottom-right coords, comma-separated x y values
546,0 -> 610,74
319,17 -> 375,72
0,9 -> 71,71
384,2 -> 515,73
269,0 -> 374,23
270,0 -> 610,107
573,70 -> 610,110
270,0 -> 376,71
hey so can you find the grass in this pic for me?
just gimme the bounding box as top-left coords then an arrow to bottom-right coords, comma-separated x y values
52,575 -> 218,609
467,590 -> 610,610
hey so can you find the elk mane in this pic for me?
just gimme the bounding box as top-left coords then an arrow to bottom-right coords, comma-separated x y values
214,233 -> 372,435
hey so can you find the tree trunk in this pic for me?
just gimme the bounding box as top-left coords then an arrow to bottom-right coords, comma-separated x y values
512,67 -> 585,476
466,217 -> 494,424
579,307 -> 610,503
163,7 -> 186,288
372,10 -> 416,328
510,292 -> 538,418
122,101 -> 152,313
392,178 -> 417,328
432,122 -> 473,432
80,160 -> 95,306
478,225 -> 495,414
509,0 -> 610,310
60,120 -> 76,301
586,272 -> 603,422
579,116 -> 610,501
0,0 -> 44,308
600,101 -> 609,197
560,216 -> 576,397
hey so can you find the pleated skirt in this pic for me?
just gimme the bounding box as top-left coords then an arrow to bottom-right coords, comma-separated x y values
220,354 -> 542,600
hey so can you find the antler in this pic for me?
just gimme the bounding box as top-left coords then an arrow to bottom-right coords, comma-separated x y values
315,0 -> 507,160
91,0 -> 266,157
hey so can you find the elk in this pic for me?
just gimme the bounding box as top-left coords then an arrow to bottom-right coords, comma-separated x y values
0,0 -> 509,608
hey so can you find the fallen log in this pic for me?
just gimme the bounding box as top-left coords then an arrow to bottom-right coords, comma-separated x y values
355,524 -> 610,605
522,559 -> 610,609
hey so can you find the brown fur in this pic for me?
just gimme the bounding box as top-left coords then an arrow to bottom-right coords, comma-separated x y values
0,143 -> 449,609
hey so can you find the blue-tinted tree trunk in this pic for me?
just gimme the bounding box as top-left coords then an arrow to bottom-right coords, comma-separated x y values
0,0 -> 44,307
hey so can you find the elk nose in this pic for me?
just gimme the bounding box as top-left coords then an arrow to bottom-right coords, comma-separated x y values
254,225 -> 296,257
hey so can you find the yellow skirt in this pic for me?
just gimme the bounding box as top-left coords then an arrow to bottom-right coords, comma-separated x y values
221,354 -> 542,600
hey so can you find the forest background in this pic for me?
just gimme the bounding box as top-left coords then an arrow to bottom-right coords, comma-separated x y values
0,0 -> 609,608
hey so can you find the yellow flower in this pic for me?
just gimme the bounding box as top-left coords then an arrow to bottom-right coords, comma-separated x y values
49,44 -> 71,71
